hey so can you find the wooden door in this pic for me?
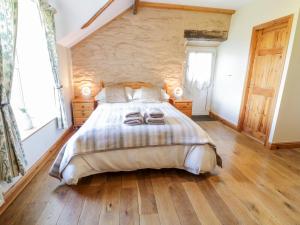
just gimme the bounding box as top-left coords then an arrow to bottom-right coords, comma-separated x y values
239,15 -> 293,144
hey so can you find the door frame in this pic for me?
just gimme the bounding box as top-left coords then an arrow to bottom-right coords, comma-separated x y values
237,14 -> 293,145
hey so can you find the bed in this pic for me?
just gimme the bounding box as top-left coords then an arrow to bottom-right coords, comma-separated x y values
49,82 -> 222,185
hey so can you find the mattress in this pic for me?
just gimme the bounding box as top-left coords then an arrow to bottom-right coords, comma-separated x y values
50,102 -> 221,184
62,144 -> 217,185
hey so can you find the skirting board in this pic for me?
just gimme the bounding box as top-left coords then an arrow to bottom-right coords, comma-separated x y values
209,112 -> 300,150
209,112 -> 239,131
267,142 -> 300,150
0,127 -> 73,215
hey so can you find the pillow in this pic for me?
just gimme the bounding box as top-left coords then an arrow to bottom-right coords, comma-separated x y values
95,88 -> 106,103
161,89 -> 170,101
95,86 -> 128,103
129,87 -> 170,102
125,87 -> 134,100
105,86 -> 128,103
132,88 -> 142,100
140,87 -> 161,102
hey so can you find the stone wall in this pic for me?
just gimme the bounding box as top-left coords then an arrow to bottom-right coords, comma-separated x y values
71,7 -> 231,97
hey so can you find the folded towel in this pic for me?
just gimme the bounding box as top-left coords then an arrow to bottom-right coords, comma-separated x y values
144,113 -> 165,125
125,108 -> 142,118
124,116 -> 144,126
146,107 -> 164,118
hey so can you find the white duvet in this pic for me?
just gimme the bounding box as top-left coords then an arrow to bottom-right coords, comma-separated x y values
51,102 -> 220,184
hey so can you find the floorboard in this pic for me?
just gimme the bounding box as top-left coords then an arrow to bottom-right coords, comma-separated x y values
1,121 -> 300,225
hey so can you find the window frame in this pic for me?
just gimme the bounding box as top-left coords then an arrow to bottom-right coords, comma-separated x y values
11,0 -> 57,141
184,46 -> 217,91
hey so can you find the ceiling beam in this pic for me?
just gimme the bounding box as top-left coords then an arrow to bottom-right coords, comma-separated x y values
81,0 -> 115,29
133,0 -> 139,15
184,30 -> 228,41
138,2 -> 235,15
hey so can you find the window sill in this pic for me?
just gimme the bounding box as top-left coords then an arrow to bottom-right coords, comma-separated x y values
20,117 -> 56,142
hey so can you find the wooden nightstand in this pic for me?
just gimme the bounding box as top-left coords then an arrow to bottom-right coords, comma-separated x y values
72,98 -> 96,128
170,98 -> 192,117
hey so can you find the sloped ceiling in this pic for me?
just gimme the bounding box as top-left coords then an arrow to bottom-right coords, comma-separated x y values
49,0 -> 252,47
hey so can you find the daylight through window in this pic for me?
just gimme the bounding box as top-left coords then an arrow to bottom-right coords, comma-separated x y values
11,0 -> 56,139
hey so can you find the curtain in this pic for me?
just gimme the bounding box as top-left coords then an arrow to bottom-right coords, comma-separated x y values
38,1 -> 68,129
184,51 -> 214,91
0,0 -> 27,204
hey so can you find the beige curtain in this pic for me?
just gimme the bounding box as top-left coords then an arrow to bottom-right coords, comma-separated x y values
38,1 -> 68,129
0,0 -> 27,205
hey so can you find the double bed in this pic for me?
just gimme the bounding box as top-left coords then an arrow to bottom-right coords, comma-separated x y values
50,82 -> 221,185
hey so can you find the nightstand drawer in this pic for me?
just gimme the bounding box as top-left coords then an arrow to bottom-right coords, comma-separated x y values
72,102 -> 94,111
74,117 -> 87,126
72,98 -> 96,127
170,98 -> 192,117
175,102 -> 192,109
73,110 -> 93,118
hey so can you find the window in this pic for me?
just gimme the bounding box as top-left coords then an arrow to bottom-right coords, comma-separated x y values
184,47 -> 217,115
11,0 -> 56,140
185,47 -> 216,90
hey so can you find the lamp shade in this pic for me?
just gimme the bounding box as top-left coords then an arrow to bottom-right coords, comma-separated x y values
81,86 -> 92,97
173,87 -> 183,99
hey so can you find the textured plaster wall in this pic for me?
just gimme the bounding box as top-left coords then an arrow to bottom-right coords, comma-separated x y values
71,7 -> 231,97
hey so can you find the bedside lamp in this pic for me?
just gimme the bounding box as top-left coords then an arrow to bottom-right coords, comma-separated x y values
81,86 -> 92,98
173,87 -> 183,100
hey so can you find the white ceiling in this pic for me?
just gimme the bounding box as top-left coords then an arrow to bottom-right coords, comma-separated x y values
50,0 -> 133,47
50,0 -> 253,47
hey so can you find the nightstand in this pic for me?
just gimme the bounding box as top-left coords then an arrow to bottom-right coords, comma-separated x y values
170,98 -> 192,117
72,98 -> 96,128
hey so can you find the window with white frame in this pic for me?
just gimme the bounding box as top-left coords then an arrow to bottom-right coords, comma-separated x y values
11,0 -> 56,139
185,47 -> 216,91
184,46 -> 217,115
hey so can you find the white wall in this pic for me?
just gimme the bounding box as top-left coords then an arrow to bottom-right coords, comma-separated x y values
271,12 -> 300,143
212,0 -> 300,143
50,0 -> 252,48
50,0 -> 134,47
1,45 -> 73,194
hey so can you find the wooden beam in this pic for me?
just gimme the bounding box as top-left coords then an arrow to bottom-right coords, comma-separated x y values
139,2 -> 235,15
81,0 -> 115,29
133,0 -> 139,15
184,30 -> 228,41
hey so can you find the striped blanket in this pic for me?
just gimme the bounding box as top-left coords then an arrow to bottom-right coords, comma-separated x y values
49,102 -> 222,179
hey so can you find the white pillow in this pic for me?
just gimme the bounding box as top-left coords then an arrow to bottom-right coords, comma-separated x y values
132,88 -> 142,100
161,89 -> 170,101
141,87 -> 161,102
95,86 -> 128,103
129,87 -> 170,102
95,88 -> 106,103
132,87 -> 161,102
96,87 -> 170,103
125,87 -> 134,100
105,86 -> 127,103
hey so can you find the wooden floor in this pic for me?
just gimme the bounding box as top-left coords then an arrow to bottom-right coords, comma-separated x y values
1,121 -> 300,225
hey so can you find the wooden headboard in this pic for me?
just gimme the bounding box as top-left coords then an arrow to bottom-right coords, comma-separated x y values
100,81 -> 171,94
112,82 -> 153,89
101,81 -> 166,89
74,80 -> 172,98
